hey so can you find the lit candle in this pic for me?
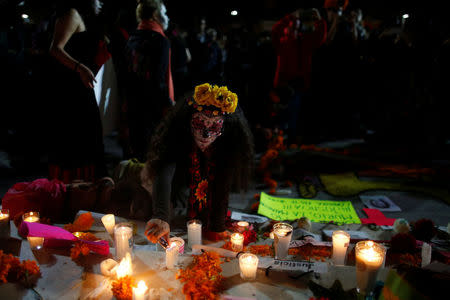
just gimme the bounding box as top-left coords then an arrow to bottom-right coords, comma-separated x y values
237,221 -> 249,233
332,230 -> 350,266
187,219 -> 202,248
355,240 -> 386,296
73,232 -> 82,238
239,253 -> 259,280
101,214 -> 116,235
231,233 -> 244,252
114,223 -> 134,261
116,253 -> 132,278
22,211 -> 40,223
273,222 -> 293,259
165,242 -> 180,270
0,209 -> 10,237
132,280 -> 148,300
169,237 -> 185,254
27,237 -> 44,250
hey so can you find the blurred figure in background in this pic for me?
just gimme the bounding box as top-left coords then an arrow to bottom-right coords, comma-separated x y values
124,0 -> 175,162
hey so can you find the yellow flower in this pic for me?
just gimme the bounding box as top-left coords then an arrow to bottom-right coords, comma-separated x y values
221,91 -> 238,113
194,83 -> 212,105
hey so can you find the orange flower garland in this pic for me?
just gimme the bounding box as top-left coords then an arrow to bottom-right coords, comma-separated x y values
0,250 -> 41,286
177,251 -> 224,300
70,241 -> 90,260
76,232 -> 98,241
111,275 -> 135,300
63,212 -> 94,233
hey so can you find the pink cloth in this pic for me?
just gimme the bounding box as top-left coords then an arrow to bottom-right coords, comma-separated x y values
19,221 -> 109,256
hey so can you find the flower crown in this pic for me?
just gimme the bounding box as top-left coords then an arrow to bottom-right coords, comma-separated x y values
188,83 -> 238,115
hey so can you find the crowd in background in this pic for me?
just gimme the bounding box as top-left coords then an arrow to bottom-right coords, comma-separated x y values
1,0 -> 450,175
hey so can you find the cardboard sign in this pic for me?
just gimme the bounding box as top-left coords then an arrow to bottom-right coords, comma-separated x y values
257,192 -> 361,224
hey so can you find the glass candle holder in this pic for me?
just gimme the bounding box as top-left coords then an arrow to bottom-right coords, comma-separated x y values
332,230 -> 350,266
187,219 -> 202,248
0,208 -> 10,237
22,211 -> 40,223
239,253 -> 259,280
114,222 -> 134,261
28,236 -> 44,250
355,240 -> 386,297
236,221 -> 249,233
273,222 -> 293,259
231,233 -> 244,252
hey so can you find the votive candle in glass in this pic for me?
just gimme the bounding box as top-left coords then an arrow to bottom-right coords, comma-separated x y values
273,222 -> 293,259
239,253 -> 259,280
187,219 -> 202,248
165,242 -> 180,269
231,233 -> 244,252
132,280 -> 148,300
114,223 -> 134,261
0,208 -> 10,237
22,211 -> 40,223
355,240 -> 386,297
27,236 -> 44,250
332,230 -> 350,266
237,221 -> 249,233
101,214 -> 116,235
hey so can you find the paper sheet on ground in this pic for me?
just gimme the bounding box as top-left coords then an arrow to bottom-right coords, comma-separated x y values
257,192 -> 361,224
230,211 -> 268,223
360,195 -> 401,212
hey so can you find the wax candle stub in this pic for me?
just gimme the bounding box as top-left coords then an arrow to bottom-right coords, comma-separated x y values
101,214 -> 116,235
22,211 -> 40,223
332,230 -> 350,266
273,222 -> 293,259
187,219 -> 202,248
355,240 -> 386,296
165,242 -> 180,269
237,221 -> 249,233
239,253 -> 259,280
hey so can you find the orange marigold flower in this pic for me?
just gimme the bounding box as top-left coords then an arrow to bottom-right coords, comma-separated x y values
268,188 -> 276,195
70,242 -> 91,260
195,179 -> 208,210
111,275 -> 135,300
64,212 -> 94,233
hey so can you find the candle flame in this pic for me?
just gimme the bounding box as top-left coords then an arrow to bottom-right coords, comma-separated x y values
116,253 -> 132,278
136,280 -> 148,292
367,241 -> 373,247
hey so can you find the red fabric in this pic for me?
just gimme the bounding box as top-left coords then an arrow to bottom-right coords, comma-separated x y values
94,40 -> 112,68
49,164 -> 95,184
360,208 -> 396,226
323,0 -> 349,9
1,178 -> 66,221
272,15 -> 327,90
138,20 -> 175,104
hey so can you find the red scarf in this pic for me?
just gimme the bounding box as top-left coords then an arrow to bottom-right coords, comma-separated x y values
137,20 -> 175,104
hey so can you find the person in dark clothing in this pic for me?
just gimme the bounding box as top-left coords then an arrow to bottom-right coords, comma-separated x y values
48,0 -> 107,183
124,0 -> 174,162
144,83 -> 254,242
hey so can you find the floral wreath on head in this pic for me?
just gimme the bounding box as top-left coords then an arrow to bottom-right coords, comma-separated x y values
188,83 -> 238,115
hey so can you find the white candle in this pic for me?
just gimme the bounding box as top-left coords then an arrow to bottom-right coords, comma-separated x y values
165,242 -> 180,270
0,209 -> 10,237
237,221 -> 249,233
355,241 -> 386,296
27,236 -> 44,250
169,237 -> 185,254
114,223 -> 134,261
22,211 -> 40,223
132,280 -> 148,300
239,253 -> 259,280
332,230 -> 350,266
101,214 -> 116,235
187,219 -> 202,248
273,223 -> 293,259
231,233 -> 244,252
116,253 -> 132,278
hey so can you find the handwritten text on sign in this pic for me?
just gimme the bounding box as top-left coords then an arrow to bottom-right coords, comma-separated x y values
257,192 -> 361,224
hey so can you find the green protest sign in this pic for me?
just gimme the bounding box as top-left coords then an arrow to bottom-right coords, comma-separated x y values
257,192 -> 361,224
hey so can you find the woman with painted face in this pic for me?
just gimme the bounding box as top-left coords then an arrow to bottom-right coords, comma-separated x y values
124,0 -> 175,162
47,0 -> 107,182
144,83 -> 254,243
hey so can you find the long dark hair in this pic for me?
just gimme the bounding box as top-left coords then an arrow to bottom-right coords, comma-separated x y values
146,99 -> 254,192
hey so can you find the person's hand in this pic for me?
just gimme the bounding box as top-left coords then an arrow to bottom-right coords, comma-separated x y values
145,218 -> 170,243
77,63 -> 97,88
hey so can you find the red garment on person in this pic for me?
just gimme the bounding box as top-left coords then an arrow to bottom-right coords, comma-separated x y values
137,20 -> 175,104
272,15 -> 327,91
